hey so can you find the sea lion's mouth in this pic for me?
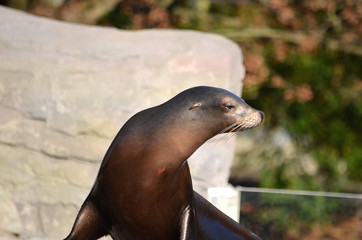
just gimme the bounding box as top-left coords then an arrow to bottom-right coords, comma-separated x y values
219,122 -> 257,134
219,111 -> 264,134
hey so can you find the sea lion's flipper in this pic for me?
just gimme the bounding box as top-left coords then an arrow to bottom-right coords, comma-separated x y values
64,201 -> 106,240
179,205 -> 197,240
194,192 -> 261,240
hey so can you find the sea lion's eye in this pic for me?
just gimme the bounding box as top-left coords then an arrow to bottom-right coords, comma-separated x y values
223,105 -> 235,110
189,102 -> 201,110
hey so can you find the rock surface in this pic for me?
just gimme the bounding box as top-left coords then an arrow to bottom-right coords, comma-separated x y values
0,6 -> 245,239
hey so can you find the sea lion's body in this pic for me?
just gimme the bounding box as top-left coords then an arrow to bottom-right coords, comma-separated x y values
64,86 -> 263,240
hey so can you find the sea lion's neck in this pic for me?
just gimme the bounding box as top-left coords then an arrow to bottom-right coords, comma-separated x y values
165,129 -> 211,161
108,105 -> 218,179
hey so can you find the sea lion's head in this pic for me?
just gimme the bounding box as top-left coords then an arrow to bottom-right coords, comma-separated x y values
115,86 -> 264,165
163,86 -> 264,139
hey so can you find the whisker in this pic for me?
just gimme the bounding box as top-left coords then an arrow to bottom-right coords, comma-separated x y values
212,131 -> 237,147
210,120 -> 260,149
232,123 -> 246,132
230,123 -> 243,132
218,123 -> 239,134
223,131 -> 237,142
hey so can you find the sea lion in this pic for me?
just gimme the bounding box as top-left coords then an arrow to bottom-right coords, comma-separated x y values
64,86 -> 264,240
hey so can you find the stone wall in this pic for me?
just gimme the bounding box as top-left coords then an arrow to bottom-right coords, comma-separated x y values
0,6 -> 245,239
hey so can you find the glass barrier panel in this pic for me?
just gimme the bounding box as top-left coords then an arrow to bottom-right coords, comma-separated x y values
238,187 -> 362,240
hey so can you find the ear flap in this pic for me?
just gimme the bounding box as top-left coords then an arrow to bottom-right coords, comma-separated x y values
189,102 -> 201,110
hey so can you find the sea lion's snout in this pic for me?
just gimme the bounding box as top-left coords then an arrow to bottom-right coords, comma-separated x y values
243,108 -> 264,129
220,104 -> 264,133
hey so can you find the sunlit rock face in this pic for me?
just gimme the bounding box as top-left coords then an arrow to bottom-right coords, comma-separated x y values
0,6 -> 244,239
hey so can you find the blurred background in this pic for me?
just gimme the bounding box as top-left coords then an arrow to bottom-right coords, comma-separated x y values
1,0 -> 361,239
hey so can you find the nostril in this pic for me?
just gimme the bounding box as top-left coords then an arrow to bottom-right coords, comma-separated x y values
259,111 -> 265,123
